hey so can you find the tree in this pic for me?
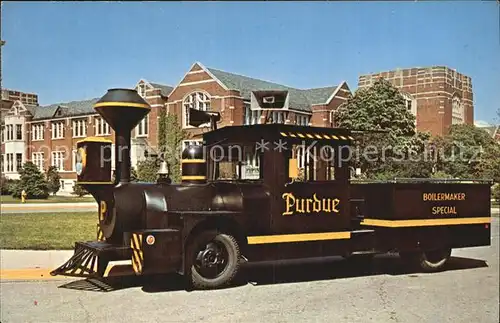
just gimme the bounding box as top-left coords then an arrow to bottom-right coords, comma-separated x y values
46,166 -> 61,195
111,166 -> 138,183
333,78 -> 430,179
1,176 -> 19,195
433,124 -> 500,181
72,183 -> 89,197
12,162 -> 49,199
158,109 -> 186,183
136,158 -> 160,182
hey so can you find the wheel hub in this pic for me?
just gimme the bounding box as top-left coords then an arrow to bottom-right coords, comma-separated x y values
197,243 -> 225,269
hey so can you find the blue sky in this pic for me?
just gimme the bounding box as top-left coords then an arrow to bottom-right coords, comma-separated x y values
2,1 -> 499,124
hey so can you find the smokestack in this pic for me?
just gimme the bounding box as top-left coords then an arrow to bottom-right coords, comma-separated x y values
94,89 -> 151,183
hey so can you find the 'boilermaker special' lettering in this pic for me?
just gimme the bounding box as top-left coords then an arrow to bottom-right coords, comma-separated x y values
422,193 -> 466,201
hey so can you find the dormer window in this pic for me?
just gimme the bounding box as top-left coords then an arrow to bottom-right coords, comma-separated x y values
263,96 -> 275,104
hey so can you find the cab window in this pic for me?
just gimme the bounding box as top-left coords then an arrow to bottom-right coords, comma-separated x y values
209,144 -> 262,180
287,143 -> 347,182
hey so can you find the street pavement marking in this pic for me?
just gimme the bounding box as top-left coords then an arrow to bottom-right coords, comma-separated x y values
1,265 -> 134,281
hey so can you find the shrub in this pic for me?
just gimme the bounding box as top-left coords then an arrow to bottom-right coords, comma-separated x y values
12,162 -> 49,199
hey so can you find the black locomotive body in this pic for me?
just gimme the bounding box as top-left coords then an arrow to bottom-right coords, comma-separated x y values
51,88 -> 493,290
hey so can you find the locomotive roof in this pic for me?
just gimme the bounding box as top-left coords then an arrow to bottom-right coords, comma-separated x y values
203,124 -> 353,145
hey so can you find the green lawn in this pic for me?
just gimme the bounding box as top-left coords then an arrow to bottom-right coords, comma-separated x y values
0,195 -> 95,204
0,212 -> 97,250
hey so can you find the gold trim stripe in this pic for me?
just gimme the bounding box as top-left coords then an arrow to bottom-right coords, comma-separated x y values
280,132 -> 288,137
181,159 -> 206,164
76,136 -> 113,144
289,133 -> 297,137
297,133 -> 305,138
94,102 -> 151,109
247,231 -> 351,244
78,181 -> 114,185
182,175 -> 206,180
361,217 -> 491,228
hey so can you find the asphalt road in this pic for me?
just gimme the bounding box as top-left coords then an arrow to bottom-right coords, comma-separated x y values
1,218 -> 499,323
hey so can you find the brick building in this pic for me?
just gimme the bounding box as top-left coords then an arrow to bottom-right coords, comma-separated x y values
1,89 -> 39,180
1,81 -> 173,193
166,62 -> 351,148
358,66 -> 473,136
2,62 -> 351,191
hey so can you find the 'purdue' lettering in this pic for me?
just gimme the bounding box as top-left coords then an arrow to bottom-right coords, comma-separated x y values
282,193 -> 340,216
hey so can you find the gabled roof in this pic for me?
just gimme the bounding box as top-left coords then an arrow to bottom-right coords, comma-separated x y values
205,66 -> 343,112
31,98 -> 100,120
149,82 -> 174,97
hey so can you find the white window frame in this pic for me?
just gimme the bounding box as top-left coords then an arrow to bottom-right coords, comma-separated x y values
244,103 -> 262,125
183,92 -> 211,128
95,117 -> 111,136
15,124 -> 22,140
5,125 -> 14,141
6,153 -> 14,172
32,152 -> 44,171
51,121 -> 65,139
182,139 -> 203,151
136,115 -> 149,137
452,96 -> 464,125
51,151 -> 65,171
295,114 -> 310,126
72,119 -> 87,138
32,123 -> 44,141
15,153 -> 23,171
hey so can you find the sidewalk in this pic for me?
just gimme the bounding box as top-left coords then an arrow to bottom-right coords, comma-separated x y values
1,202 -> 97,214
0,250 -> 74,280
0,249 -> 132,280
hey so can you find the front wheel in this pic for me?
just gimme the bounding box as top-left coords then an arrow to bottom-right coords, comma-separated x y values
185,231 -> 241,290
400,247 -> 452,272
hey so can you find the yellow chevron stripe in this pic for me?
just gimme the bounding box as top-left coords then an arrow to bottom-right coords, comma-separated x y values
348,136 -> 354,140
289,133 -> 297,138
314,134 -> 323,139
339,136 -> 347,140
323,134 -> 331,139
306,134 -> 314,139
280,132 -> 288,137
297,133 -> 305,138
331,135 -> 339,140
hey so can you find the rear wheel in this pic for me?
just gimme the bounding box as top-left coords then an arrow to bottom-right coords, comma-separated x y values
186,230 -> 241,290
400,247 -> 452,272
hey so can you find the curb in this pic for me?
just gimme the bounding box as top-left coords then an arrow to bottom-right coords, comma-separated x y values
0,264 -> 134,281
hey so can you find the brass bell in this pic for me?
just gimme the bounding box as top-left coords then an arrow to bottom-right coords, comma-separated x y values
157,161 -> 169,176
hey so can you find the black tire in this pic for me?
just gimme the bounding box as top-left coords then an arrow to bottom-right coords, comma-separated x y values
399,248 -> 452,273
186,230 -> 241,290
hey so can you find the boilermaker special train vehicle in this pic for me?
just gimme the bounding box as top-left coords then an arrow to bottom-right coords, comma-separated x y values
51,88 -> 493,289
